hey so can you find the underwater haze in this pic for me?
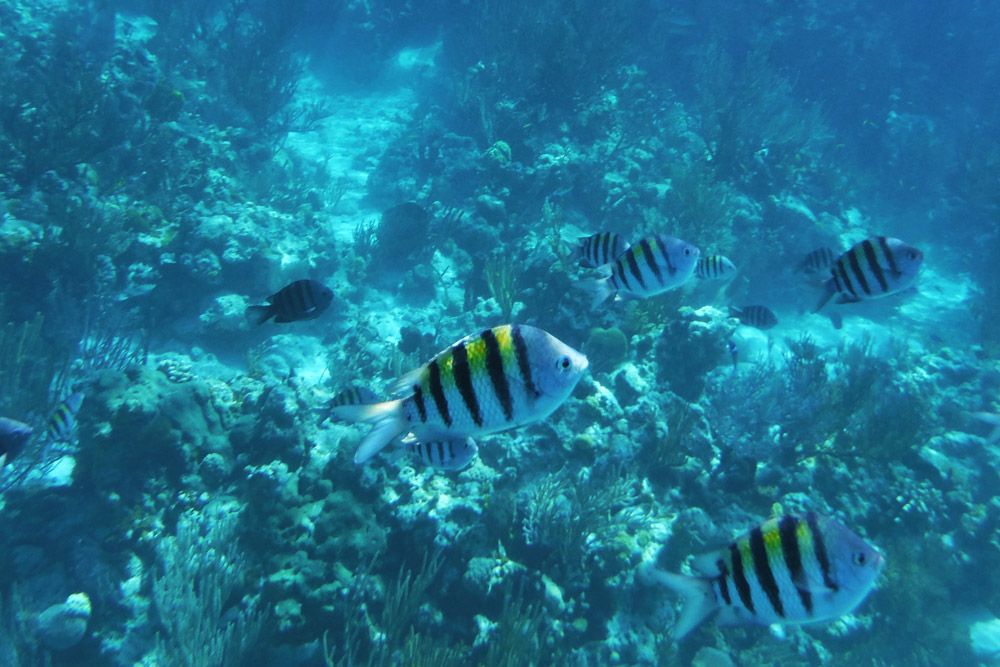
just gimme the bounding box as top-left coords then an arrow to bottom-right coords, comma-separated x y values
1,0 -> 1000,665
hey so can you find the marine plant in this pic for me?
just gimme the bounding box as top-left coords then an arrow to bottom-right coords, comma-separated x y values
484,253 -> 520,322
323,552 -> 444,667
151,505 -> 266,667
481,580 -> 549,667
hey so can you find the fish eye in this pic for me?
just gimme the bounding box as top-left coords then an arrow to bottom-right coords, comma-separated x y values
684,248 -> 692,256
852,552 -> 867,566
558,355 -> 572,370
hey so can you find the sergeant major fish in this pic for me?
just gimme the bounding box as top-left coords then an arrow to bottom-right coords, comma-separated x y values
695,255 -> 737,281
731,305 -> 778,330
47,392 -> 83,442
248,279 -> 333,324
333,324 -> 588,464
407,437 -> 478,471
641,513 -> 883,639
813,237 -> 923,312
575,235 -> 699,308
795,247 -> 837,275
578,232 -> 630,268
330,385 -> 378,408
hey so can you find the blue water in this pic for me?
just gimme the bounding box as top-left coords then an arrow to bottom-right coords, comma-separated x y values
1,0 -> 999,665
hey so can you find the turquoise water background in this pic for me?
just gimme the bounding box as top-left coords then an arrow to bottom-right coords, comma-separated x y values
1,1 -> 999,665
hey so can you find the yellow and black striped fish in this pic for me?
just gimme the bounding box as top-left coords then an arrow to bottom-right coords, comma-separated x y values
695,255 -> 737,280
814,237 -> 923,312
795,247 -> 837,275
47,392 -> 83,442
575,235 -> 699,307
333,325 -> 588,464
330,386 -> 378,408
642,513 -> 883,639
407,437 -> 478,471
578,232 -> 629,268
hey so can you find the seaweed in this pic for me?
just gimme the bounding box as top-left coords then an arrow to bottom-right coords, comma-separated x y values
484,253 -> 520,322
323,552 -> 445,667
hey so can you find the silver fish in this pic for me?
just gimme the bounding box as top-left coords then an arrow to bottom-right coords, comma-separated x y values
407,437 -> 478,471
642,513 -> 883,639
576,235 -> 700,307
796,247 -> 837,275
814,237 -> 923,312
579,232 -> 630,268
695,255 -> 737,280
334,324 -> 588,464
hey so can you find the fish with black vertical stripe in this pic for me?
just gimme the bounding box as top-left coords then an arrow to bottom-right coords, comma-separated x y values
574,235 -> 700,307
695,255 -> 737,281
795,247 -> 838,275
407,437 -> 479,471
248,279 -> 334,324
640,513 -> 883,639
813,237 -> 923,312
730,304 -> 779,330
333,324 -> 588,464
578,232 -> 630,268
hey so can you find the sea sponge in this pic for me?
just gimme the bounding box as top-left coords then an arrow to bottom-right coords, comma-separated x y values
484,140 -> 512,164
585,326 -> 629,374
34,592 -> 91,650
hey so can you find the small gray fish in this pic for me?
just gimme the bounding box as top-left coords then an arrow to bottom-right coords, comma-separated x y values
47,393 -> 83,442
731,305 -> 778,330
0,417 -> 33,468
407,437 -> 478,471
249,279 -> 333,324
695,255 -> 737,280
575,235 -> 700,307
642,513 -> 883,639
796,247 -> 837,275
334,324 -> 588,464
814,237 -> 923,312
578,232 -> 630,268
330,386 -> 379,408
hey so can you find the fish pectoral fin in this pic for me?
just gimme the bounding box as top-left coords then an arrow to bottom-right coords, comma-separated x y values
791,569 -> 837,594
690,552 -> 725,577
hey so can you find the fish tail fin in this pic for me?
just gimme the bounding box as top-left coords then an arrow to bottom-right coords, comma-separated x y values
812,280 -> 837,313
247,305 -> 274,325
333,399 -> 408,464
639,564 -> 718,640
573,277 -> 613,308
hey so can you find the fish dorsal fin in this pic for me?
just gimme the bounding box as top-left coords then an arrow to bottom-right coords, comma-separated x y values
690,551 -> 725,577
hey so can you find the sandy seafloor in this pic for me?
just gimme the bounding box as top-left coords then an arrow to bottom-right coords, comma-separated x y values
2,2 -> 1000,666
